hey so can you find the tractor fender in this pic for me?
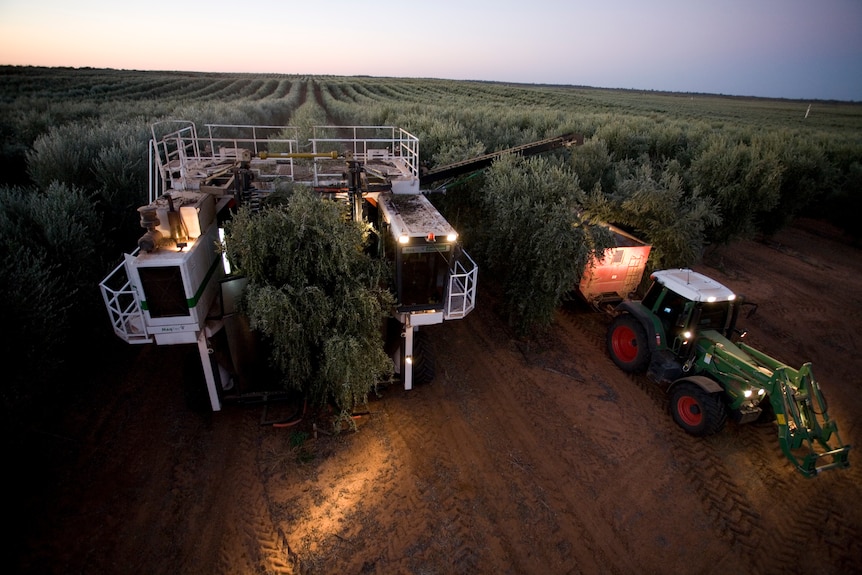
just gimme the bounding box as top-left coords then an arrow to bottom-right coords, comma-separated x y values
615,301 -> 659,352
668,375 -> 724,395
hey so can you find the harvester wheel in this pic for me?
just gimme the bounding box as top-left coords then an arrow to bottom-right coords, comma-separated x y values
669,383 -> 727,436
412,331 -> 436,385
607,314 -> 650,373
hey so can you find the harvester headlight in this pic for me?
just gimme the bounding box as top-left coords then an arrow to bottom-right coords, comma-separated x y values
398,234 -> 409,244
405,355 -> 413,365
446,232 -> 458,242
758,389 -> 766,396
707,296 -> 717,303
744,389 -> 753,398
728,294 -> 736,301
683,330 -> 692,340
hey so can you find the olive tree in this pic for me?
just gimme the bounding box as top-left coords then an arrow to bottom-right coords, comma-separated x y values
476,154 -> 609,335
224,187 -> 393,419
587,158 -> 720,270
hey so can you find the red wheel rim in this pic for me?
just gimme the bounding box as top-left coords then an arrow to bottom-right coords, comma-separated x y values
677,396 -> 703,426
611,325 -> 638,362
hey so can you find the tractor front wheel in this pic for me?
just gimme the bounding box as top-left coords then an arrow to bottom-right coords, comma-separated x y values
669,383 -> 727,436
607,314 -> 650,373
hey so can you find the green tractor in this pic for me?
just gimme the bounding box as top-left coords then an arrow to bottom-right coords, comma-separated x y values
606,268 -> 850,477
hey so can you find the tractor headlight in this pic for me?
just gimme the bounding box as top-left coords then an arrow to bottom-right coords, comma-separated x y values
744,389 -> 753,398
398,234 -> 409,244
446,232 -> 458,242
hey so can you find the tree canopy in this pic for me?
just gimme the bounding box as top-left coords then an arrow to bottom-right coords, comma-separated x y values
223,187 -> 394,419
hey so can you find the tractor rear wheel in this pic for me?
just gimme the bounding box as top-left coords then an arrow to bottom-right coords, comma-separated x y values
669,383 -> 727,436
607,314 -> 650,373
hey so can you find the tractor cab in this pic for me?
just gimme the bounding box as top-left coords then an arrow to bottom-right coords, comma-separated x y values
642,269 -> 740,356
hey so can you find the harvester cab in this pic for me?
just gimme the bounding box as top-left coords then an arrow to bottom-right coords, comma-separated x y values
100,122 -> 477,410
607,268 -> 850,477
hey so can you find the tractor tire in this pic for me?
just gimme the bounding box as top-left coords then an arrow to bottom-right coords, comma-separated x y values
669,383 -> 727,436
607,314 -> 651,373
412,330 -> 436,385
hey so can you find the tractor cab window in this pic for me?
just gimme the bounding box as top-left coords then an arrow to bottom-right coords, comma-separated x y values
655,289 -> 689,335
696,301 -> 733,336
641,280 -> 663,310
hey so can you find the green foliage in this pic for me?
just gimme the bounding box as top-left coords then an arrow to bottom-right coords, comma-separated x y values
588,159 -> 720,269
569,137 -> 614,194
475,154 -> 606,334
689,134 -> 783,244
0,183 -> 102,417
224,187 -> 393,414
26,121 -> 149,194
757,133 -> 830,236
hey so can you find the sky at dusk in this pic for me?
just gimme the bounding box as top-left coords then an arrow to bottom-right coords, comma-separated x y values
1,0 -> 860,101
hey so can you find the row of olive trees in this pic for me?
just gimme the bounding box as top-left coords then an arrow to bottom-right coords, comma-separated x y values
2,69 -> 860,418
0,183 -> 103,425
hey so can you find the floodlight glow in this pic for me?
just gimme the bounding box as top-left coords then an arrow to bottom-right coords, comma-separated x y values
219,228 -> 231,274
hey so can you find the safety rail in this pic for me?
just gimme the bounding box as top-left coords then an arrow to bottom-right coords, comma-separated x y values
445,250 -> 478,320
99,251 -> 152,344
147,122 -> 423,199
311,125 -> 419,185
148,122 -> 302,202
203,124 -> 300,157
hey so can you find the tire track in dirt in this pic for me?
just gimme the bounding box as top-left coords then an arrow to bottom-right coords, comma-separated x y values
370,382 -> 489,573
744,423 -> 862,574
261,404 -> 415,574
548,302 -> 772,573
209,409 -> 295,575
556,252 -> 859,575
430,307 -> 647,574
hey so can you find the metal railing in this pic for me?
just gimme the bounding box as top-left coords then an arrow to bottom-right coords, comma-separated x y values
445,250 -> 478,320
310,125 -> 419,185
99,251 -> 152,344
146,122 -> 419,198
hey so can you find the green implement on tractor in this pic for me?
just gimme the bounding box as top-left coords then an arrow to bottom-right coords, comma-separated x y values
606,268 -> 851,478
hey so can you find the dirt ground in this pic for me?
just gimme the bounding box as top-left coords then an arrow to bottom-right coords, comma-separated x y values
11,218 -> 862,575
